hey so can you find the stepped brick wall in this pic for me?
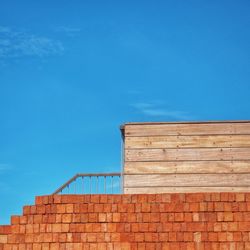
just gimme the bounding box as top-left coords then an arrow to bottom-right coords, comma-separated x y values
0,193 -> 250,250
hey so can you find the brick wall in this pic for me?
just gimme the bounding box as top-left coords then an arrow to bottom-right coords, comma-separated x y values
0,193 -> 250,250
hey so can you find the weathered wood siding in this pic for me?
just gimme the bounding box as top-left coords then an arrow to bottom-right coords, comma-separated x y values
122,121 -> 250,193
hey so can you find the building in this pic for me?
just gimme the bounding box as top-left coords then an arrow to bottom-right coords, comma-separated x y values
0,121 -> 250,249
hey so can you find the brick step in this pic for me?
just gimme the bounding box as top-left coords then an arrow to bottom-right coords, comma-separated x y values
1,193 -> 249,248
21,202 -> 250,216
35,193 -> 250,205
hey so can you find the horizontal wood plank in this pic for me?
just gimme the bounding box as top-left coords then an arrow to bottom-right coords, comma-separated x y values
124,186 -> 250,194
125,123 -> 250,136
124,174 -> 250,187
125,148 -> 250,161
125,135 -> 250,149
124,161 -> 250,174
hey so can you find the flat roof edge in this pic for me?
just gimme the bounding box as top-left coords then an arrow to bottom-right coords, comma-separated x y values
120,120 -> 250,131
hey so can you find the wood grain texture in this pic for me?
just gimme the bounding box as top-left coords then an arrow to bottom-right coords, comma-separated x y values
125,148 -> 250,162
123,121 -> 250,193
124,174 -> 250,187
125,135 -> 250,149
124,122 -> 250,136
124,161 -> 250,174
124,186 -> 250,194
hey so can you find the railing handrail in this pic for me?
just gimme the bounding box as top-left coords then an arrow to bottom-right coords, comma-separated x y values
53,172 -> 121,195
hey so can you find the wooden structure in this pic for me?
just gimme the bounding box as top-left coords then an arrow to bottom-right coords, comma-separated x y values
121,120 -> 250,193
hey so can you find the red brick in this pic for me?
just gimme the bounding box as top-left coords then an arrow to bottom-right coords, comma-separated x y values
162,223 -> 173,232
217,212 -> 224,222
176,232 -> 183,241
128,223 -> 138,233
239,202 -> 247,211
168,232 -> 176,241
33,215 -> 43,224
161,194 -> 171,203
187,222 -> 206,232
214,202 -> 224,211
245,243 -> 250,250
183,232 -> 193,242
147,194 -> 156,203
56,205 -> 66,214
207,202 -> 214,211
213,222 -> 222,232
0,235 -> 7,244
89,213 -> 98,222
228,193 -> 235,202
174,213 -> 184,222
242,232 -> 249,241
171,194 -> 185,203
236,193 -> 245,202
111,233 -> 120,242
229,221 -> 240,231
111,204 -> 118,213
141,204 -> 150,213
62,214 -> 72,223
65,204 -> 74,213
223,202 -> 232,212
122,195 -> 132,204
246,193 -> 250,201
226,232 -> 234,241
23,206 -> 30,215
138,223 -> 148,232
186,193 -> 204,203
126,213 -> 137,223
247,202 -> 250,211
99,195 -> 108,203
199,202 -> 207,211
220,193 -> 229,202
2,192 -> 250,248
211,193 -> 220,201
218,232 -> 227,242
192,213 -> 199,222
224,212 -> 233,222
239,222 -> 250,231
149,223 -> 159,232
11,216 -> 19,225
184,213 -> 192,222
35,196 -> 43,205
127,204 -> 135,213
112,213 -> 120,223
172,223 -> 182,232
168,213 -> 174,221
189,203 -> 199,212
231,202 -> 239,212
36,205 -> 46,214
120,213 -> 128,223
145,233 -> 159,242
103,204 -> 112,213
137,195 -> 147,203
233,232 -> 242,241
150,213 -> 160,222
105,213 -> 112,223
208,232 -> 218,241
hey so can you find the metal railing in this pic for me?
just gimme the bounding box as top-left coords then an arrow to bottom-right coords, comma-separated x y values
53,173 -> 122,195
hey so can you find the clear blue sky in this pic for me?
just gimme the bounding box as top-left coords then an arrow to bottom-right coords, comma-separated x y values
0,0 -> 250,224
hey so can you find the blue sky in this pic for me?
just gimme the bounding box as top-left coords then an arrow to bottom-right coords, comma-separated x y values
0,0 -> 250,224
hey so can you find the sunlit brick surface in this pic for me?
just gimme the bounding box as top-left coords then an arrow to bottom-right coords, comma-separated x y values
0,193 -> 250,249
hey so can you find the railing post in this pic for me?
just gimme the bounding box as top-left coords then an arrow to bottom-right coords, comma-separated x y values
52,172 -> 121,195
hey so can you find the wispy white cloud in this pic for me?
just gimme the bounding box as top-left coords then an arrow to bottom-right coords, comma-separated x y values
0,26 -> 64,60
131,102 -> 193,120
54,26 -> 81,37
